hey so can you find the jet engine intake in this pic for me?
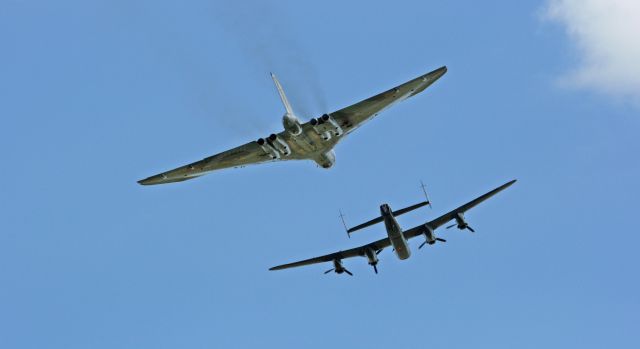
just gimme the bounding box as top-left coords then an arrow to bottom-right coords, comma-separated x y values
257,138 -> 280,159
310,113 -> 343,140
267,134 -> 291,156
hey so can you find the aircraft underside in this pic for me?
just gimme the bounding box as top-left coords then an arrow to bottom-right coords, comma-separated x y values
137,66 -> 448,185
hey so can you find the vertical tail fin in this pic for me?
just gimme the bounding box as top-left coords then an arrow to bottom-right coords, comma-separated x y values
270,73 -> 294,116
339,209 -> 350,239
420,180 -> 433,209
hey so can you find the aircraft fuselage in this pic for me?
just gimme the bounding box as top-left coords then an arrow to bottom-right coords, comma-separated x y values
380,204 -> 411,260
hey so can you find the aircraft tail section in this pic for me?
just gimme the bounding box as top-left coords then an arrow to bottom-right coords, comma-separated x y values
346,201 -> 429,235
271,73 -> 303,135
271,73 -> 294,116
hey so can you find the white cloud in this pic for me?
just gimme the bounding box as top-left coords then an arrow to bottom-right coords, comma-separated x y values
544,0 -> 640,102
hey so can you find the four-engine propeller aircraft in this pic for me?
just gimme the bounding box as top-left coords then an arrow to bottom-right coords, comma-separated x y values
138,66 -> 447,185
269,180 -> 516,275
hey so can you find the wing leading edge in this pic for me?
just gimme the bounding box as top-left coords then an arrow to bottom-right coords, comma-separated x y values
330,66 -> 447,134
138,141 -> 275,185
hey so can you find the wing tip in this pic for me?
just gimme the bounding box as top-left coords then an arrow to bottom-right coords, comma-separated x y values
137,174 -> 195,186
137,178 -> 152,185
495,179 -> 517,190
432,65 -> 448,78
137,175 -> 165,185
494,179 -> 517,193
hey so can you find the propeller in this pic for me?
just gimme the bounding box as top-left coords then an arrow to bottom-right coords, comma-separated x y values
419,237 -> 447,249
364,248 -> 380,274
446,223 -> 475,233
324,267 -> 353,276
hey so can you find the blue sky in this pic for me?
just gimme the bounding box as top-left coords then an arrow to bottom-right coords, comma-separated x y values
1,1 -> 638,348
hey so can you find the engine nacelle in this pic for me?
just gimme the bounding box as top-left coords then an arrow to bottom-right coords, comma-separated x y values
364,248 -> 379,266
313,150 -> 336,169
267,133 -> 291,156
333,259 -> 345,273
282,114 -> 302,136
310,113 -> 343,140
420,225 -> 446,249
257,138 -> 280,159
423,225 -> 437,245
454,212 -> 468,229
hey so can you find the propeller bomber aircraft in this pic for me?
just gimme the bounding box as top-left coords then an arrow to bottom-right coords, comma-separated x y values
269,180 -> 516,275
138,66 -> 447,185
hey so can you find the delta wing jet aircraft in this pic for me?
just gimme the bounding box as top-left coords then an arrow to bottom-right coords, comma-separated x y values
270,180 -> 516,275
138,66 -> 447,185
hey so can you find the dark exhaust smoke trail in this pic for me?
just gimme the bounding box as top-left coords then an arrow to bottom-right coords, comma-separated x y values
211,2 -> 328,119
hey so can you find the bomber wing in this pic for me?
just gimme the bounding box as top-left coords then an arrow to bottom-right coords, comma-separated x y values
328,66 -> 447,134
404,180 -> 517,239
138,141 -> 281,185
269,237 -> 392,271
